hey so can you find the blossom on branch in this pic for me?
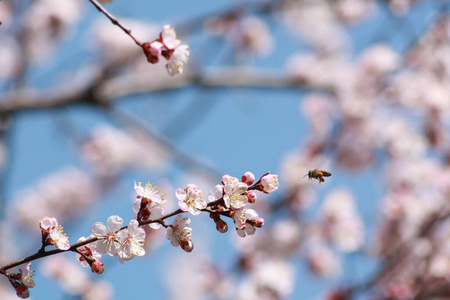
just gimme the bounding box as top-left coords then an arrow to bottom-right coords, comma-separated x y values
233,208 -> 263,238
91,215 -> 123,256
39,217 -> 70,250
176,184 -> 206,215
117,219 -> 146,264
19,263 -> 35,288
260,174 -> 279,194
75,236 -> 102,269
222,175 -> 249,210
142,24 -> 190,76
166,215 -> 194,252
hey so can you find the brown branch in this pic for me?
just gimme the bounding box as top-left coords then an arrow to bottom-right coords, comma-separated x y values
88,0 -> 143,47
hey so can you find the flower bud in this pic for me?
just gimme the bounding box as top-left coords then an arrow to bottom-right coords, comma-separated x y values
247,191 -> 257,203
215,219 -> 228,233
260,174 -> 279,193
15,284 -> 30,299
241,172 -> 255,185
254,217 -> 264,228
181,240 -> 194,253
91,260 -> 105,274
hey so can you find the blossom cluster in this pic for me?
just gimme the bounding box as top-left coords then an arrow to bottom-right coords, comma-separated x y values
142,25 -> 190,76
3,172 -> 278,298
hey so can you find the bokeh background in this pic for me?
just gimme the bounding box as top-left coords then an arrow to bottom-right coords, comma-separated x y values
1,0 -> 450,299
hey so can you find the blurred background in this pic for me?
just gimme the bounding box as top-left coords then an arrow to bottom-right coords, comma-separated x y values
1,0 -> 450,299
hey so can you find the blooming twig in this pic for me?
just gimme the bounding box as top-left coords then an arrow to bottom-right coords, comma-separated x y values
0,171 -> 279,298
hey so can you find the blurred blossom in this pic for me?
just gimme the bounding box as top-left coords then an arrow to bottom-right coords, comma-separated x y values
301,93 -> 337,137
377,117 -> 428,158
387,71 -> 450,111
22,0 -> 84,62
90,19 -> 158,64
388,0 -> 412,16
0,1 -> 12,28
321,189 -> 364,252
0,222 -> 18,265
270,219 -> 302,256
358,44 -> 400,76
429,253 -> 450,278
336,118 -> 376,170
287,53 -> 348,88
82,125 -> 167,177
166,255 -> 233,300
207,15 -> 273,57
13,168 -> 97,230
382,279 -> 413,299
306,243 -> 341,278
279,0 -> 349,53
333,0 -> 375,25
0,38 -> 20,80
41,256 -> 113,299
237,259 -> 295,300
0,284 -> 19,300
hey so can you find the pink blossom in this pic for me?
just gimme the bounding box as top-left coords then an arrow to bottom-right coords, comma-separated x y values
166,44 -> 190,76
166,215 -> 194,252
19,263 -> 35,288
39,217 -> 70,250
133,197 -> 165,229
75,236 -> 101,268
241,172 -> 255,185
176,184 -> 206,215
116,220 -> 146,264
91,215 -> 123,256
260,174 -> 279,193
160,25 -> 181,49
306,243 -> 341,278
233,208 -> 261,238
134,181 -> 165,204
223,180 -> 249,209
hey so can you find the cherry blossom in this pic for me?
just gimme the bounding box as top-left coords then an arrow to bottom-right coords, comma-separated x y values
19,263 -> 35,288
133,197 -> 165,229
176,184 -> 206,215
166,44 -> 190,76
39,217 -> 70,250
142,24 -> 190,76
117,219 -> 146,264
166,215 -> 194,253
260,174 -> 279,194
75,236 -> 102,268
91,216 -> 123,256
134,181 -> 165,204
222,176 -> 249,210
233,208 -> 263,238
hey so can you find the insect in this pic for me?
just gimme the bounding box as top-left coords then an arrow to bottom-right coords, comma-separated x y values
304,169 -> 332,184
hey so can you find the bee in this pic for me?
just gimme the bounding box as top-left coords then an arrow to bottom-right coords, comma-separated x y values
304,169 -> 332,184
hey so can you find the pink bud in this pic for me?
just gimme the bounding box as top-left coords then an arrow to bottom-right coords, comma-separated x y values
181,241 -> 194,253
221,174 -> 232,185
215,219 -> 228,233
241,172 -> 255,185
16,284 -> 30,299
260,174 -> 279,194
91,260 -> 105,274
247,191 -> 257,203
254,217 -> 264,228
142,42 -> 161,64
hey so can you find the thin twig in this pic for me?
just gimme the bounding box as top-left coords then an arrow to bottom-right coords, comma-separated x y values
88,0 -> 143,47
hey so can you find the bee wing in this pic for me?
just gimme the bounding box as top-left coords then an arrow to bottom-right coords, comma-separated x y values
321,171 -> 332,177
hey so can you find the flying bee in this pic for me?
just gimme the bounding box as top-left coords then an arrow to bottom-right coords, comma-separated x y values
304,169 -> 332,184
